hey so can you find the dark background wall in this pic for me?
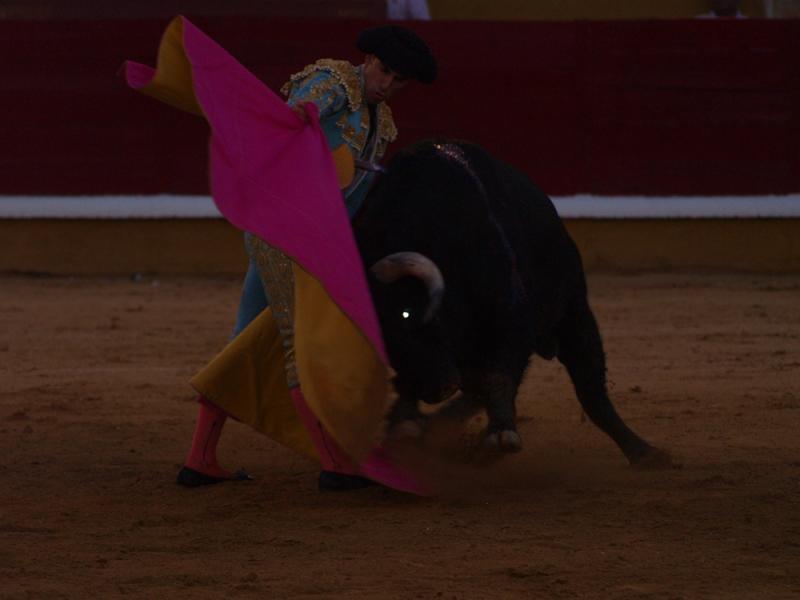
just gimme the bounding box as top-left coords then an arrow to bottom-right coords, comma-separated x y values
0,0 -> 774,20
0,0 -> 385,19
2,17 -> 798,197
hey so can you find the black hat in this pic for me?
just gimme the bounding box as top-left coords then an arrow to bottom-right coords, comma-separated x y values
357,25 -> 437,84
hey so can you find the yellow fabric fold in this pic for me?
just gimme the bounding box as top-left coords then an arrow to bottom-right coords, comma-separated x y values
135,17 -> 204,116
331,145 -> 356,190
190,308 -> 317,460
189,260 -> 395,463
137,18 -> 379,459
293,263 -> 395,462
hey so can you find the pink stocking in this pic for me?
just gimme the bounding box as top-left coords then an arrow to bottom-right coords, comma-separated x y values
184,396 -> 232,478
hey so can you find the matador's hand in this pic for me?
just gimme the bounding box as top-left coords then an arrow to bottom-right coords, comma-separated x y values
291,104 -> 311,124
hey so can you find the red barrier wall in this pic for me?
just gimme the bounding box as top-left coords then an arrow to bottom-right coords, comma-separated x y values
1,17 -> 798,196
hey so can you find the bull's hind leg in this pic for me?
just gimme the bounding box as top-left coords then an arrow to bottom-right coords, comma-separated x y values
557,302 -> 673,469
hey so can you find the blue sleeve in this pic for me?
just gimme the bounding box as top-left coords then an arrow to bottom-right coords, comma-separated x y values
286,70 -> 348,120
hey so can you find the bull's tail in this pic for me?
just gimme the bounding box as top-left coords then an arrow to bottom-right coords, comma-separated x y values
556,300 -> 654,464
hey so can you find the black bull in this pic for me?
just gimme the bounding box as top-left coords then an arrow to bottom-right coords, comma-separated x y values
353,140 -> 672,468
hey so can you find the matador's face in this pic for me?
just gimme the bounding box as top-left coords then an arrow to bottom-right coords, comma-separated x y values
362,55 -> 409,105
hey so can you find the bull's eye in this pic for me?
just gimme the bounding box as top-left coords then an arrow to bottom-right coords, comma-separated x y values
402,311 -> 411,319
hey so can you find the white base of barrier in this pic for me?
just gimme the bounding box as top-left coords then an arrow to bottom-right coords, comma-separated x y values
0,194 -> 799,219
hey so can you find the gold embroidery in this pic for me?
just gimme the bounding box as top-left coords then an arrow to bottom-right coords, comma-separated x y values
245,234 -> 299,389
340,108 -> 369,156
375,103 -> 398,159
281,59 -> 398,161
378,103 -> 398,143
281,59 -> 362,112
289,74 -> 341,115
376,138 -> 389,161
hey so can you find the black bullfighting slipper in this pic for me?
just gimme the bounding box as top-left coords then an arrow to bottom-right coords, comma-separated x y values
176,466 -> 253,487
318,470 -> 375,492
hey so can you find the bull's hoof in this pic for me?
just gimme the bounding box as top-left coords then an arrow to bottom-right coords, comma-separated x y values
630,446 -> 680,470
389,419 -> 425,440
483,430 -> 523,453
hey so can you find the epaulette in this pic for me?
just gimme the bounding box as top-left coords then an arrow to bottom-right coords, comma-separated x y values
280,59 -> 362,112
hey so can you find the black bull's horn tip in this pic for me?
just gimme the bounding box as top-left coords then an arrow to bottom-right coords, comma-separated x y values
369,252 -> 445,322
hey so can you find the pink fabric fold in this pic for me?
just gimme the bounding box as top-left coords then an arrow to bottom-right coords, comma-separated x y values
125,17 -> 387,363
125,17 -> 431,494
290,388 -> 428,495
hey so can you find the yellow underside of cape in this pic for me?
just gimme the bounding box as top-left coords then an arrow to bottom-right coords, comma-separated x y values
190,306 -> 317,459
293,263 -> 394,461
139,17 -> 377,460
191,263 -> 394,462
136,17 -> 203,116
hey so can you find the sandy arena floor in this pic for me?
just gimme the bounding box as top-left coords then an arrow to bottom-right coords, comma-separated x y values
2,272 -> 799,599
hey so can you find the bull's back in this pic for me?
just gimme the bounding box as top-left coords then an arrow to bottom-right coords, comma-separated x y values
356,138 -> 588,319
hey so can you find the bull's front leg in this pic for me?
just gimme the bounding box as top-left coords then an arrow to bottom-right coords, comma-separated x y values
386,395 -> 427,440
464,369 -> 525,453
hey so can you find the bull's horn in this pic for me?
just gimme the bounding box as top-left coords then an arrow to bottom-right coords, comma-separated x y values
370,252 -> 444,323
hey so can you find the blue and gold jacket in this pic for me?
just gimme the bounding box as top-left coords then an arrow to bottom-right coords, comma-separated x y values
281,59 -> 398,217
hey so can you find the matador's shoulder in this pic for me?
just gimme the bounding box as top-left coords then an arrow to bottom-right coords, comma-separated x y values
280,59 -> 363,112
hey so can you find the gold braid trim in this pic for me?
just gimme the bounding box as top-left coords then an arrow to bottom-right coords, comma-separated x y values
378,103 -> 398,143
280,59 -> 398,158
245,234 -> 299,389
338,109 -> 369,157
376,103 -> 398,158
280,59 -> 362,112
339,98 -> 398,158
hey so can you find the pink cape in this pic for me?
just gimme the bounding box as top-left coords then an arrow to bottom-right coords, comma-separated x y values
125,18 -> 386,362
125,17 -> 426,495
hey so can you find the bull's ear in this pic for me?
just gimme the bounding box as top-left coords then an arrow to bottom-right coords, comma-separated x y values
331,145 -> 355,189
